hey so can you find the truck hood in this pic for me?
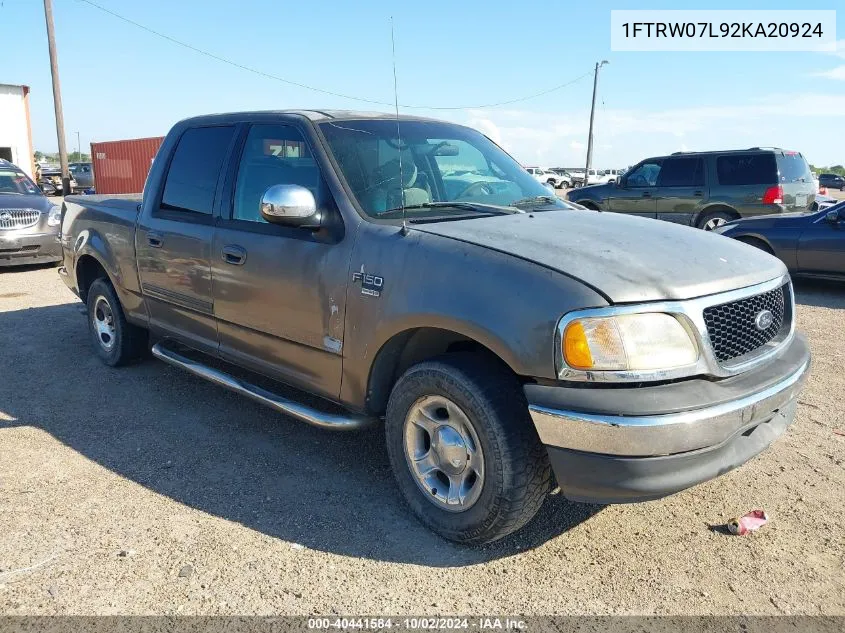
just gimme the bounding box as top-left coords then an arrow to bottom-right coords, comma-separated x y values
412,210 -> 787,303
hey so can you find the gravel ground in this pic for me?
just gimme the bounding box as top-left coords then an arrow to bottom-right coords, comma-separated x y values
0,263 -> 843,616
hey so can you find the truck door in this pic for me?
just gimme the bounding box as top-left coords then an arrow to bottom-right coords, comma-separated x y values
210,122 -> 352,400
135,125 -> 236,355
608,159 -> 660,219
654,156 -> 706,226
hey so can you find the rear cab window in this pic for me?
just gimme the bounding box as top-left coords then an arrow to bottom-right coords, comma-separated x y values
160,126 -> 235,215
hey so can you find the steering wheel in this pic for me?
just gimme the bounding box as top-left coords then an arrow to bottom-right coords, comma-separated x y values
456,181 -> 495,199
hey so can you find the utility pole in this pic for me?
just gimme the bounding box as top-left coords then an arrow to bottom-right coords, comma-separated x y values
76,131 -> 81,161
584,60 -> 608,183
43,0 -> 70,196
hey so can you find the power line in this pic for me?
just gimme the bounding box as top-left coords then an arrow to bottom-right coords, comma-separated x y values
74,0 -> 591,110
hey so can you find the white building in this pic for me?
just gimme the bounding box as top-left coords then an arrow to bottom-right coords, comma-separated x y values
0,83 -> 35,178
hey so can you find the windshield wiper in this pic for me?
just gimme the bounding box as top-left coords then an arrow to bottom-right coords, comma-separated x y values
376,201 -> 521,217
510,195 -> 561,208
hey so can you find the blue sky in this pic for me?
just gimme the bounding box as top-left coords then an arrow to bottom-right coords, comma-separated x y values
2,0 -> 843,168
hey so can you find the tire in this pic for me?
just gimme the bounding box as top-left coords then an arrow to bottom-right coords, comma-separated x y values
385,353 -> 552,545
86,278 -> 148,366
737,236 -> 774,255
697,209 -> 736,231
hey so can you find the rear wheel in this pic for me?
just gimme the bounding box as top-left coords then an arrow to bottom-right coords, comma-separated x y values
87,278 -> 148,366
385,354 -> 552,545
698,209 -> 736,231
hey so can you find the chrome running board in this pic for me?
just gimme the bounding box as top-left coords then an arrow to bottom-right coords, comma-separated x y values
151,342 -> 377,431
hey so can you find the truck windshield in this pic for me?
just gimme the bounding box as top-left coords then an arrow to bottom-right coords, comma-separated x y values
319,119 -> 571,219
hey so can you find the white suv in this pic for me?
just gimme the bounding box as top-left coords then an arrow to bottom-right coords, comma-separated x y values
600,169 -> 623,184
525,167 -> 565,188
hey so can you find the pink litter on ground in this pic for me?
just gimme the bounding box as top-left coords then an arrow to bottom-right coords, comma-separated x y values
727,510 -> 768,535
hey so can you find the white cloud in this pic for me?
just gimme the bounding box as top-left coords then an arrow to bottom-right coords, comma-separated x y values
466,116 -> 502,144
446,92 -> 845,168
813,65 -> 845,80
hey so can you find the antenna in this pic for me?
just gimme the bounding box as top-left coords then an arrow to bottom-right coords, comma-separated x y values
390,17 -> 408,236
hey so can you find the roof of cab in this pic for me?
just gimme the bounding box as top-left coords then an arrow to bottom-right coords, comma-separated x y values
175,109 -> 444,127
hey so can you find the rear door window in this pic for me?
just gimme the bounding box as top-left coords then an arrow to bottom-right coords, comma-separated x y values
716,154 -> 776,186
658,157 -> 704,187
161,126 -> 235,214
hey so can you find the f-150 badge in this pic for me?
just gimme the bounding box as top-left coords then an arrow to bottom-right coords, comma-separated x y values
352,271 -> 383,297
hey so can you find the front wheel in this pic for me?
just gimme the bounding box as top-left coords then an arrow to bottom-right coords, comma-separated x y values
385,354 -> 552,545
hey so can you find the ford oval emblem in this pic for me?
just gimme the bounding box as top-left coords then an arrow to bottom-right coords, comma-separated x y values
755,309 -> 774,331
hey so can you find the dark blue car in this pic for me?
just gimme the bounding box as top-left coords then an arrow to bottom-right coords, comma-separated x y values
715,201 -> 845,281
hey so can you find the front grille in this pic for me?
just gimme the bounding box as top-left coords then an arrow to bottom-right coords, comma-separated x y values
0,209 -> 40,230
703,285 -> 787,363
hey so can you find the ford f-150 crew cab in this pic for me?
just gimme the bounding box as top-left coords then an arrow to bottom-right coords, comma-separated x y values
58,111 -> 810,545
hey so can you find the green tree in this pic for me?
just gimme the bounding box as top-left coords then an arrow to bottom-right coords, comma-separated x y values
68,151 -> 91,163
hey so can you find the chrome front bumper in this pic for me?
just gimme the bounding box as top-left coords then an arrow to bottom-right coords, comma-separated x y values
0,231 -> 62,265
529,355 -> 809,458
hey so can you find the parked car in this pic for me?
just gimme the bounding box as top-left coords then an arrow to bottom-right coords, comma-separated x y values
599,169 -> 623,184
525,167 -> 565,188
547,169 -> 573,188
715,201 -> 845,281
819,173 -> 845,191
567,148 -> 816,230
812,193 -> 839,212
59,111 -> 809,544
69,162 -> 95,192
0,158 -> 63,266
569,168 -> 603,187
38,179 -> 58,196
39,165 -> 78,195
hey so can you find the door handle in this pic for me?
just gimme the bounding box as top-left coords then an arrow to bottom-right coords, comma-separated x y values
641,191 -> 652,198
221,245 -> 247,266
147,231 -> 163,248
693,190 -> 704,197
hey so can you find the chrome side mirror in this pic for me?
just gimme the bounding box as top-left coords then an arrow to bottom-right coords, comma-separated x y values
825,209 -> 840,224
260,184 -> 321,228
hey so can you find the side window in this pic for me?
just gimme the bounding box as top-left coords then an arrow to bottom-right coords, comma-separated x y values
716,154 -> 776,186
625,160 -> 662,187
161,126 -> 235,214
232,124 -> 324,223
658,157 -> 704,187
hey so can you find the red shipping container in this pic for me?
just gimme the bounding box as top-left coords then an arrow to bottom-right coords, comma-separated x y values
90,136 -> 164,194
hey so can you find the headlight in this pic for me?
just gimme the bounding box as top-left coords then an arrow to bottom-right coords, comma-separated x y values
561,313 -> 698,372
47,204 -> 62,226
